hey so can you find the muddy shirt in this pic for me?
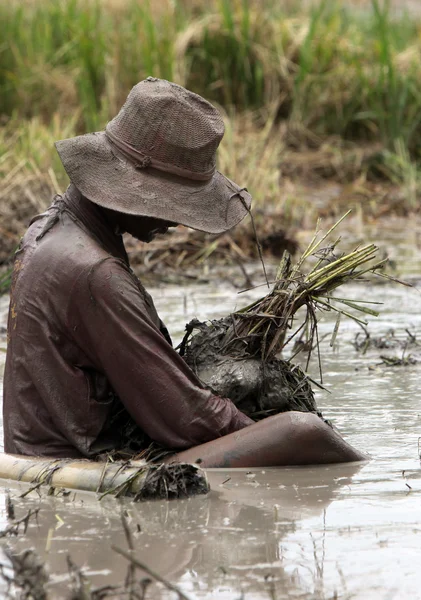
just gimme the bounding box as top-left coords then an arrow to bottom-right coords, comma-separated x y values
3,185 -> 252,458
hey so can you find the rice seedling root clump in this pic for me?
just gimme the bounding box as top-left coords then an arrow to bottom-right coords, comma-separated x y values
182,318 -> 319,420
132,463 -> 210,501
181,212 -> 404,421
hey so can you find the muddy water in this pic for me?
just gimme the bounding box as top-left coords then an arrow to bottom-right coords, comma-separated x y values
0,241 -> 420,598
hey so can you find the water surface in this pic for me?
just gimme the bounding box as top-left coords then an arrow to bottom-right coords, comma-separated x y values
0,236 -> 420,599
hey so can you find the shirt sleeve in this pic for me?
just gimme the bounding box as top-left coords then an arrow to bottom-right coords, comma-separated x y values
68,257 -> 253,449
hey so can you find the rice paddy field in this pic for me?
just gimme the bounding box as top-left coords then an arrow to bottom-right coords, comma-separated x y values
1,0 -> 421,272
2,4 -> 421,597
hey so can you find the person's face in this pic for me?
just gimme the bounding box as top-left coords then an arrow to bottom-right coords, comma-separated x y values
109,211 -> 178,242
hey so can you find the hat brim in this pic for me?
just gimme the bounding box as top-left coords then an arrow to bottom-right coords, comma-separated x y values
55,132 -> 251,234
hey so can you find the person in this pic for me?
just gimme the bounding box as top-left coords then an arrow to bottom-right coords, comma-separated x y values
3,78 -> 366,467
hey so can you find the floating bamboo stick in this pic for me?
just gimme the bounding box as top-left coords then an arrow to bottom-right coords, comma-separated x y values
0,454 -> 209,501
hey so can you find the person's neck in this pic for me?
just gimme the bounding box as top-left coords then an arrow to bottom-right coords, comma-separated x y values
62,184 -> 129,263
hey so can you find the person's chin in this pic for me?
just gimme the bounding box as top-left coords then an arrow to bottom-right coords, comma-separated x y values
131,229 -> 168,243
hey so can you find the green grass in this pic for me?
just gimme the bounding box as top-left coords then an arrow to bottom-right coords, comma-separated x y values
1,0 -> 421,146
1,0 -> 421,241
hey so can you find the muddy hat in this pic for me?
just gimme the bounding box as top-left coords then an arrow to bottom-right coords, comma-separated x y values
55,77 -> 251,234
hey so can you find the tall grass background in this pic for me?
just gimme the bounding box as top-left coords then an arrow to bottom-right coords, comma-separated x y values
1,0 -> 421,260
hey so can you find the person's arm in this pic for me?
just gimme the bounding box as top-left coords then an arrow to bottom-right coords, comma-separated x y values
69,258 -> 253,449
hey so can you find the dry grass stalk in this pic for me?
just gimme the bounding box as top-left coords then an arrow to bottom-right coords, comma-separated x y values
221,211 -> 405,366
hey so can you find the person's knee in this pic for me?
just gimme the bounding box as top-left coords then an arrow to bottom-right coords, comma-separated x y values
286,411 -> 330,444
285,411 -> 366,463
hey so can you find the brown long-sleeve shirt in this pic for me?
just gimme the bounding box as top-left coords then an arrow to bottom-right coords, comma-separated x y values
3,185 -> 252,458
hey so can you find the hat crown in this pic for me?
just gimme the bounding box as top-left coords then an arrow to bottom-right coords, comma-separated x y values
106,78 -> 224,176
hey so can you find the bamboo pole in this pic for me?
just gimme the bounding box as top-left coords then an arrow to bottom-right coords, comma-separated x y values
0,454 -> 209,501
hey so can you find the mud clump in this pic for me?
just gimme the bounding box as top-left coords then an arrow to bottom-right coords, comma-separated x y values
134,463 -> 209,501
182,318 -> 321,420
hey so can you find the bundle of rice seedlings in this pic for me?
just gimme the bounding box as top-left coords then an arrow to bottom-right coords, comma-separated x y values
220,211 -> 389,362
183,211 -> 405,420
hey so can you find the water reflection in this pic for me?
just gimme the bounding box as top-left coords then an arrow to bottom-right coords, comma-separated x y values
0,463 -> 364,599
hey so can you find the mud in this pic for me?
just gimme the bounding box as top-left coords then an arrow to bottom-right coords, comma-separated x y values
183,318 -> 319,419
135,463 -> 209,501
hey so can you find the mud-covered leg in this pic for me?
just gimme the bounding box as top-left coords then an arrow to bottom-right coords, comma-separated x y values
169,412 -> 368,468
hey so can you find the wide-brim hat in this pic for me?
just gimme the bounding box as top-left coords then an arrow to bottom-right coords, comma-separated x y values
55,77 -> 251,234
